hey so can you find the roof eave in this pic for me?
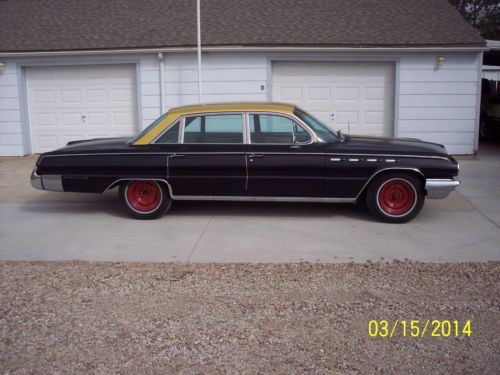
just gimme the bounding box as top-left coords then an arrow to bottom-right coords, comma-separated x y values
0,44 -> 488,57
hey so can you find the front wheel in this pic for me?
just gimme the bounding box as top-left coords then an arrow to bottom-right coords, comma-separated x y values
119,180 -> 172,219
366,174 -> 424,223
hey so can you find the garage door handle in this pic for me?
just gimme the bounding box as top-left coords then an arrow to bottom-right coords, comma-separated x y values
248,154 -> 264,158
169,153 -> 185,159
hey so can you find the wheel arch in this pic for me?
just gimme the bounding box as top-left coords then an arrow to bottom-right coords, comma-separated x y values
105,178 -> 173,198
356,168 -> 425,201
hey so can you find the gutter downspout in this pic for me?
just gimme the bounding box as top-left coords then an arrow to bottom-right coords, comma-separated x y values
474,51 -> 483,153
158,52 -> 166,114
196,0 -> 202,103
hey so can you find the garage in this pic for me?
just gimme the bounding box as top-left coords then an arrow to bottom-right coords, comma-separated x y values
26,64 -> 138,153
272,61 -> 395,137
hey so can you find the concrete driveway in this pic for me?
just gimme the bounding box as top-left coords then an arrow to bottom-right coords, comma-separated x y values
1,146 -> 499,263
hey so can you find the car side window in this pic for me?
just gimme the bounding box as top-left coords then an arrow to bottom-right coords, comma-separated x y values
249,114 -> 311,144
183,114 -> 243,144
155,121 -> 180,144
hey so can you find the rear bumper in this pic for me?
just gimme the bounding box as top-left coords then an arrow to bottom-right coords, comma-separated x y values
425,178 -> 460,199
30,168 -> 64,192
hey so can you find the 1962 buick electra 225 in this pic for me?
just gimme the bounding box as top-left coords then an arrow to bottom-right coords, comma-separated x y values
31,102 -> 460,223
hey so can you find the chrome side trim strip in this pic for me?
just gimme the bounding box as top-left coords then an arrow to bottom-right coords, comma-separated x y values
40,151 -> 451,161
327,153 -> 450,161
425,179 -> 460,199
170,195 -> 356,203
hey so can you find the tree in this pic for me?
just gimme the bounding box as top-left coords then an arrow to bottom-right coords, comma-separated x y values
449,0 -> 500,39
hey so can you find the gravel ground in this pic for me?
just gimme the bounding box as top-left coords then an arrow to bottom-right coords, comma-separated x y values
0,261 -> 499,374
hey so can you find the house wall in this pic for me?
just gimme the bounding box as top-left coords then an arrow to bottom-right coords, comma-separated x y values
0,50 -> 481,156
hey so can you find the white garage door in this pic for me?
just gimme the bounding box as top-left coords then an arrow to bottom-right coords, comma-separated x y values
26,64 -> 138,153
272,61 -> 395,136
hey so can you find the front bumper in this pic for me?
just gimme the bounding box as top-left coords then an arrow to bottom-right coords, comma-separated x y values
30,168 -> 64,192
425,178 -> 460,199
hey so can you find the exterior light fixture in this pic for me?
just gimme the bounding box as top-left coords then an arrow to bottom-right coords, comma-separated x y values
436,56 -> 445,68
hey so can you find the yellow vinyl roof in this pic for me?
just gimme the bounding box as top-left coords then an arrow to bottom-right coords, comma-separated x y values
133,102 -> 295,144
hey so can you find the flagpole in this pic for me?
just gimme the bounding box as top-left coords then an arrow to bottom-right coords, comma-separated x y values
196,0 -> 202,103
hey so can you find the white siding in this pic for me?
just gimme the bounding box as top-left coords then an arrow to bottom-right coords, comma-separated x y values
0,60 -> 23,155
138,54 -> 161,128
163,53 -> 268,109
398,52 -> 480,154
0,50 -> 481,155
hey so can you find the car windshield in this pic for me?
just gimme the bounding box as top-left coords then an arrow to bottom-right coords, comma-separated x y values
293,107 -> 337,142
128,112 -> 169,143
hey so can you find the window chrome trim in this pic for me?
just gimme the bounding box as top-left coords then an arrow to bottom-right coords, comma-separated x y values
149,115 -> 183,144
180,111 -> 246,145
246,111 -> 318,145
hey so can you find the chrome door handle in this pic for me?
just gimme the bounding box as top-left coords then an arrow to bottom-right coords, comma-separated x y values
169,153 -> 185,159
248,154 -> 264,158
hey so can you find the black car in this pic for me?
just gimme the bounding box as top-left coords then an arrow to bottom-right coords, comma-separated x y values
31,102 -> 460,223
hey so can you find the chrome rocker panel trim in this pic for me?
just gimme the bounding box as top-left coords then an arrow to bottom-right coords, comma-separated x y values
425,178 -> 460,199
30,168 -> 64,192
170,195 -> 356,203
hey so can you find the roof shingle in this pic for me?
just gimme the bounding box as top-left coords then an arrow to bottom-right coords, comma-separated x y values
0,0 -> 485,52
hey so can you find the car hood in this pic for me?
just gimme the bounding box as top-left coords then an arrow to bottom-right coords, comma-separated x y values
327,135 -> 450,157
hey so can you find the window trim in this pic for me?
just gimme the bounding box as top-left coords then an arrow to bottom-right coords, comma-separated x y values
180,112 -> 246,145
246,112 -> 316,145
151,119 -> 182,144
150,110 -> 319,145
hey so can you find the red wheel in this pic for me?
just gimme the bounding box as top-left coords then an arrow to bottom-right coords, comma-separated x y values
125,181 -> 162,213
366,174 -> 424,223
376,178 -> 416,216
119,180 -> 171,219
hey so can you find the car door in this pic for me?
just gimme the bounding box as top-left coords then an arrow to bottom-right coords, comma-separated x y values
161,113 -> 247,197
245,113 -> 325,197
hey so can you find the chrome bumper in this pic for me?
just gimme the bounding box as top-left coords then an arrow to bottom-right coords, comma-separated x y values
30,168 -> 64,192
425,178 -> 460,199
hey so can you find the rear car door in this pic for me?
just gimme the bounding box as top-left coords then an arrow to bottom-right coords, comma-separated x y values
245,113 -> 325,197
162,113 -> 247,197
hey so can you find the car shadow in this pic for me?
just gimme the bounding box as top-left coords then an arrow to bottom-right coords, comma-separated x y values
20,190 -> 374,221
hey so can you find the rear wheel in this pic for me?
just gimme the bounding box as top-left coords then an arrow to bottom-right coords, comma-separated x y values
119,180 -> 171,219
366,174 -> 424,223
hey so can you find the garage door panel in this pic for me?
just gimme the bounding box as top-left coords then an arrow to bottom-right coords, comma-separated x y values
337,87 -> 359,101
272,61 -> 394,137
365,87 -> 386,100
27,64 -> 137,153
34,113 -> 57,127
61,113 -> 82,127
86,89 -> 108,103
307,87 -> 330,101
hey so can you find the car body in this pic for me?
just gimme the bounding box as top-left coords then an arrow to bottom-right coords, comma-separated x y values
31,102 -> 460,222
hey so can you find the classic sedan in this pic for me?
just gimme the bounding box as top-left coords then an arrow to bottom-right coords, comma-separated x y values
31,102 -> 460,223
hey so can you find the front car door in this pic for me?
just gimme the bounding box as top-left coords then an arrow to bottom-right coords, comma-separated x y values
245,113 -> 325,197
155,113 -> 247,197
